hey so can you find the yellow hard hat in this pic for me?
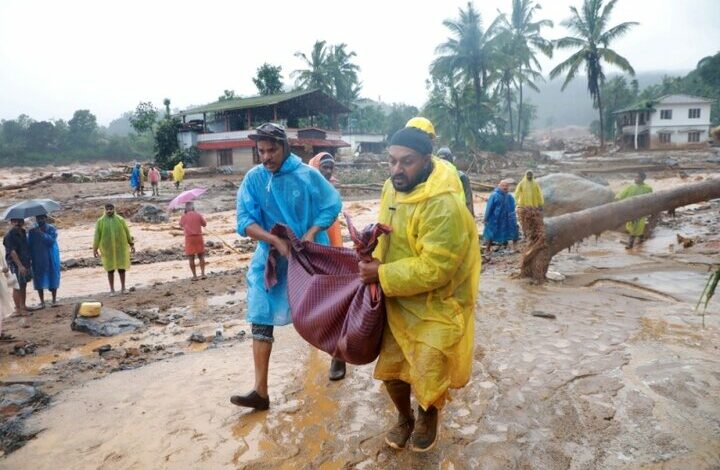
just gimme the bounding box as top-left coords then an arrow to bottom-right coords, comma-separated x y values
405,117 -> 436,139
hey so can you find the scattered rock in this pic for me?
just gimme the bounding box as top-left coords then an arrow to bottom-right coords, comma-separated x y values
93,344 -> 112,354
189,332 -> 206,343
536,173 -> 615,216
130,204 -> 169,224
676,234 -> 695,248
64,258 -> 79,268
71,307 -> 144,336
0,385 -> 48,415
531,311 -> 556,320
546,271 -> 566,281
100,348 -> 127,360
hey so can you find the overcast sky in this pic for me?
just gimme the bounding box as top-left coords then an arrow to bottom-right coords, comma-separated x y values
1,0 -> 718,125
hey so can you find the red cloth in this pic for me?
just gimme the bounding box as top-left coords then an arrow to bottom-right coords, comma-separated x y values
184,234 -> 205,255
265,214 -> 391,365
179,211 -> 206,236
149,169 -> 160,183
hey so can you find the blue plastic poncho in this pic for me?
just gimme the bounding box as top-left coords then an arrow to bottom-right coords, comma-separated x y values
483,188 -> 519,243
28,223 -> 61,290
130,166 -> 141,189
236,154 -> 342,326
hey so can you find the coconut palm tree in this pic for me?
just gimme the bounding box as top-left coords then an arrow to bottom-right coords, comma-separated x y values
432,2 -> 501,136
498,0 -> 553,147
328,43 -> 361,106
549,0 -> 637,147
292,40 -> 333,95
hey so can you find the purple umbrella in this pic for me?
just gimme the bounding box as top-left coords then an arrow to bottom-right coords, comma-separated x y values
168,187 -> 207,210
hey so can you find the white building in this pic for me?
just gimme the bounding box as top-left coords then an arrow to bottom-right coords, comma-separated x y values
614,94 -> 713,150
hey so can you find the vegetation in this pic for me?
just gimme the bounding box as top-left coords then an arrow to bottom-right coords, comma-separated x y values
549,0 -> 638,147
253,63 -> 284,96
293,40 -> 360,107
0,110 -> 153,167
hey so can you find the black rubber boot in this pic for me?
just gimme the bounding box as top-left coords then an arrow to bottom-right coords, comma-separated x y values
410,405 -> 439,452
328,358 -> 346,381
626,236 -> 636,249
384,380 -> 415,449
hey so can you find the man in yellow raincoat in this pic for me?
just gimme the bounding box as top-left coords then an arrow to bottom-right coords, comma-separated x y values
514,170 -> 545,245
172,161 -> 185,190
359,127 -> 480,452
617,172 -> 653,248
93,203 -> 135,294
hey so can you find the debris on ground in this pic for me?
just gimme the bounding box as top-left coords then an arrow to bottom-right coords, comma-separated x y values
71,307 -> 144,336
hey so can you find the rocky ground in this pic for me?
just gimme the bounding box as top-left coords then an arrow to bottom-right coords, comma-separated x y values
0,150 -> 719,468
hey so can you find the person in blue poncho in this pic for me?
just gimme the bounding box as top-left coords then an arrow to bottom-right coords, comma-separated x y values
231,123 -> 342,410
483,179 -> 519,255
130,163 -> 141,198
28,214 -> 61,308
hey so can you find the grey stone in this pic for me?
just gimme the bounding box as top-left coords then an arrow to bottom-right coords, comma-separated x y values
189,332 -> 206,343
64,258 -> 79,268
536,173 -> 616,216
130,204 -> 169,224
0,385 -> 47,413
71,307 -> 144,336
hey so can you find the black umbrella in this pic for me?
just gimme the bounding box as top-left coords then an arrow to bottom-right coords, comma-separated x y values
2,199 -> 61,220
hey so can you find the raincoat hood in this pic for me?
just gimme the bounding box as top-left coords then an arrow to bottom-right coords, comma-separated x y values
262,153 -> 302,176
392,157 -> 463,205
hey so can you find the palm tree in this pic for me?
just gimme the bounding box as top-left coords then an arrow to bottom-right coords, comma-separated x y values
163,98 -> 171,119
549,0 -> 637,147
498,0 -> 553,147
292,40 -> 333,94
432,2 -> 501,135
328,43 -> 361,106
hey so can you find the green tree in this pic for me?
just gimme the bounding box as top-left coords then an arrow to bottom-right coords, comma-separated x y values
218,89 -> 237,101
328,43 -> 361,106
549,0 -> 638,147
163,98 -> 171,119
252,63 -> 284,95
129,101 -> 158,135
697,52 -> 720,89
27,121 -> 57,152
68,109 -> 98,148
293,40 -> 333,94
347,102 -> 386,134
385,104 -> 419,138
154,117 -> 181,169
596,75 -> 638,140
497,0 -> 553,147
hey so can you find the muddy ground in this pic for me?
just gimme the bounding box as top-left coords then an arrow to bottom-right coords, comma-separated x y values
0,150 -> 719,469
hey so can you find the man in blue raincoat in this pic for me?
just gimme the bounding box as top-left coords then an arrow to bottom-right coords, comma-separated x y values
28,214 -> 61,308
232,123 -> 342,410
483,179 -> 519,254
130,163 -> 141,198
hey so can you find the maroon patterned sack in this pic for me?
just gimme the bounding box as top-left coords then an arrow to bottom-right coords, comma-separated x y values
265,214 -> 391,365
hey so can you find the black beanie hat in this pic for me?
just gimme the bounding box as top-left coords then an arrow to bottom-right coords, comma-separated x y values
390,127 -> 433,156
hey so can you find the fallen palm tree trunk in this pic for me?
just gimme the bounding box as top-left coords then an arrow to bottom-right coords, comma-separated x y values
521,178 -> 720,280
0,174 -> 54,192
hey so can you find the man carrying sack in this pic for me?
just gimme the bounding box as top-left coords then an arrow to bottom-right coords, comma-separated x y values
358,127 -> 481,452
232,123 -> 342,410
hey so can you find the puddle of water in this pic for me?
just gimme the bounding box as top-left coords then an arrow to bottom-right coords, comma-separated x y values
609,269 -> 710,304
0,335 -> 129,379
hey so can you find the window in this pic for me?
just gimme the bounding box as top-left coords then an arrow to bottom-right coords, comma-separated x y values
688,108 -> 701,119
660,109 -> 672,120
688,131 -> 701,143
659,133 -> 671,144
218,149 -> 233,166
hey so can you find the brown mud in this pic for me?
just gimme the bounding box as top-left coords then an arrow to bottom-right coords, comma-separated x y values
1,159 -> 719,468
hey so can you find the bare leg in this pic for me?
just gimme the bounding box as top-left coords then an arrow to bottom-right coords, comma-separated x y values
51,289 -> 58,306
119,269 -> 126,292
12,289 -> 24,314
107,271 -> 115,292
198,254 -> 206,278
253,340 -> 272,398
20,286 -> 27,310
189,255 -> 197,279
37,289 -> 45,308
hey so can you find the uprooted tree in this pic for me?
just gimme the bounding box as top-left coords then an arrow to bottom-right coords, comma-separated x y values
521,178 -> 720,280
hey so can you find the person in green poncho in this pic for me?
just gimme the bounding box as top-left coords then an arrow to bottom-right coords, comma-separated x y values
617,172 -> 653,249
93,203 -> 135,294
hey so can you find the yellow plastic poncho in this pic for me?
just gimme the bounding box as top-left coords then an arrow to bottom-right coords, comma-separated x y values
373,158 -> 481,410
93,214 -> 133,272
514,173 -> 544,208
617,182 -> 653,236
172,162 -> 185,183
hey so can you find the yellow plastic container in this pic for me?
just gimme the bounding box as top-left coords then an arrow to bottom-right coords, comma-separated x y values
78,302 -> 102,317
